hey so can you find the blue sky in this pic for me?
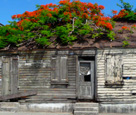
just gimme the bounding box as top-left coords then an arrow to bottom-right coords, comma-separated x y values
0,0 -> 136,25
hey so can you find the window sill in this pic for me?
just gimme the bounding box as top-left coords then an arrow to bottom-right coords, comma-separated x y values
51,81 -> 69,88
105,81 -> 124,86
51,81 -> 69,85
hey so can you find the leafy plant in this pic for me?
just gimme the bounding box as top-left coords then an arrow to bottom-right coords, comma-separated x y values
113,0 -> 136,22
0,0 -> 115,49
123,40 -> 129,47
107,31 -> 115,40
117,0 -> 134,12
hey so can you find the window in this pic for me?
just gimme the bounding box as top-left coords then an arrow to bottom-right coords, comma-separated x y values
105,55 -> 123,84
51,55 -> 68,84
80,62 -> 91,82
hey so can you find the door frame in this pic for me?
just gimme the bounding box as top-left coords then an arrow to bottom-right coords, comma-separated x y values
76,56 -> 95,100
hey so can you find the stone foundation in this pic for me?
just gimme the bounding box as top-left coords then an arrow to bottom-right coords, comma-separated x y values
100,103 -> 136,113
0,102 -> 74,112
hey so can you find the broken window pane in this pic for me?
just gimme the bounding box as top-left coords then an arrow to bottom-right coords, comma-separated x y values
84,75 -> 91,82
80,62 -> 91,75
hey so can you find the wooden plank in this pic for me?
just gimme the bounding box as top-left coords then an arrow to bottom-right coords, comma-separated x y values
75,56 -> 79,99
2,57 -> 10,95
51,55 -> 69,83
51,56 -> 59,82
60,56 -> 68,82
10,57 -> 18,94
56,56 -> 60,81
106,55 -> 114,82
106,55 -> 123,83
0,91 -> 37,101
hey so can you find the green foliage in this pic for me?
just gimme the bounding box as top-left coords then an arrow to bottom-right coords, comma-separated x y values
35,37 -> 50,46
114,0 -> 136,22
79,24 -> 93,35
125,11 -> 136,21
123,40 -> 129,47
92,32 -> 103,39
30,22 -> 42,30
40,30 -> 53,37
21,20 -> 32,30
0,36 -> 8,48
117,0 -> 134,12
0,1 -> 116,49
107,31 -> 115,40
56,24 -> 77,44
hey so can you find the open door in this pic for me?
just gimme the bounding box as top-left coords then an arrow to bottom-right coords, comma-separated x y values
2,56 -> 18,96
77,60 -> 94,99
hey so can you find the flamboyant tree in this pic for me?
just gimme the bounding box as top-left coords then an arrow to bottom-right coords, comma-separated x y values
0,0 -> 115,49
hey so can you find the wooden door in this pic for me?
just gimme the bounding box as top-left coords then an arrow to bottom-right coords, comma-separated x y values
78,61 -> 94,99
2,56 -> 18,95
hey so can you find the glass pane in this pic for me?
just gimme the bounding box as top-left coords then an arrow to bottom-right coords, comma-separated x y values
80,62 -> 91,75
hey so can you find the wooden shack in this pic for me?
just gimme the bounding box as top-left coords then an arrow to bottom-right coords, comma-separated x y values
1,22 -> 136,114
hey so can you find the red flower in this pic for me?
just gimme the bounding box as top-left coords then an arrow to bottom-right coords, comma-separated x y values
12,15 -> 17,19
82,13 -> 89,19
122,26 -> 130,30
47,13 -> 52,18
63,12 -> 72,17
122,26 -> 128,30
132,25 -> 136,28
106,22 -> 113,30
88,3 -> 94,9
112,10 -> 118,14
59,0 -> 67,4
17,14 -> 22,18
99,5 -> 105,10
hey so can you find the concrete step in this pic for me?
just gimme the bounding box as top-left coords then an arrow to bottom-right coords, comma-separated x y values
74,111 -> 98,115
74,102 -> 99,115
74,107 -> 98,111
75,103 -> 99,107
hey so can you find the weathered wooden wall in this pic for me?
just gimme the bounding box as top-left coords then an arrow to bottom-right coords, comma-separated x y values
0,50 -> 94,103
17,51 -> 76,102
2,48 -> 136,103
97,48 -> 136,103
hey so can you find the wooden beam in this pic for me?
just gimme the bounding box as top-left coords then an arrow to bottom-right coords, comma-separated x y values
0,91 -> 37,101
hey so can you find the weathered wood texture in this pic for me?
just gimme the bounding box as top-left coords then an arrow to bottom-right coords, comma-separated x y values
17,51 -> 80,102
17,50 -> 95,102
2,57 -> 10,95
78,61 -> 94,99
10,57 -> 19,94
1,56 -> 19,96
0,91 -> 37,101
97,48 -> 136,103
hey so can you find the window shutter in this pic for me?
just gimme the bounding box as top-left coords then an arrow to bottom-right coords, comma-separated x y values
51,55 -> 68,83
60,56 -> 68,82
2,56 -> 19,95
10,57 -> 19,94
2,57 -> 10,95
51,56 -> 59,82
114,55 -> 123,82
106,55 -> 115,82
106,55 -> 123,83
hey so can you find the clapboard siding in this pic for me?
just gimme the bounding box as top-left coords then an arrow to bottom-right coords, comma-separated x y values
97,48 -> 136,103
16,51 -> 77,102
2,48 -> 136,103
